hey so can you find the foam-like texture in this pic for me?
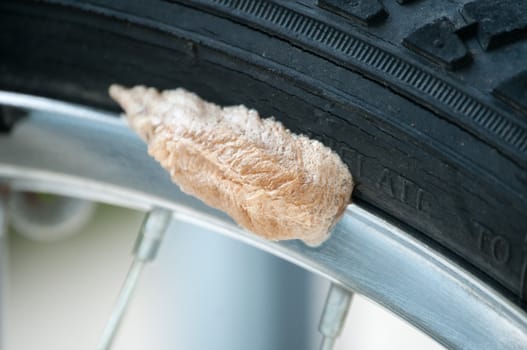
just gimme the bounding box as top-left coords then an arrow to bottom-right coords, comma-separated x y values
110,84 -> 353,245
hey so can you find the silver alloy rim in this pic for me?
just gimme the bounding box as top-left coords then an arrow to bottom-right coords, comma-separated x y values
1,91 -> 526,350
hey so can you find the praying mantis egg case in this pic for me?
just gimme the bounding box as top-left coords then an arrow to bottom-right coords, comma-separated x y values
109,84 -> 353,246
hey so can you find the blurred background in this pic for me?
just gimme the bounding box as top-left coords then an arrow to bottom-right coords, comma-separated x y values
3,200 -> 444,349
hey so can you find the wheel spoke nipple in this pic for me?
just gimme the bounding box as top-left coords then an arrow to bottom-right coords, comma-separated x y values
319,283 -> 353,350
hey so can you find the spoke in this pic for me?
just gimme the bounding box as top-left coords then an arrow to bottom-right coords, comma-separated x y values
0,188 -> 7,350
319,283 -> 353,350
319,337 -> 336,350
98,208 -> 172,350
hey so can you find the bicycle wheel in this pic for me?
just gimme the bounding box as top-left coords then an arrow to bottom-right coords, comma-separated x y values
1,0 -> 527,348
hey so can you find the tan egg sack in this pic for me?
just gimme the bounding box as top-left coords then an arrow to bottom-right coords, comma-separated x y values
109,84 -> 353,246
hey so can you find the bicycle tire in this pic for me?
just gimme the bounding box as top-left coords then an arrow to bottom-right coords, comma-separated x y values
1,0 -> 527,309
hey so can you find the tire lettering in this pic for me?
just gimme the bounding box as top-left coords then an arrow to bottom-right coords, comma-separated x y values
491,235 -> 510,265
472,221 -> 511,266
376,168 -> 394,197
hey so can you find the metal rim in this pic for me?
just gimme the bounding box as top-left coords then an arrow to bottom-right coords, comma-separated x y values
1,91 -> 526,349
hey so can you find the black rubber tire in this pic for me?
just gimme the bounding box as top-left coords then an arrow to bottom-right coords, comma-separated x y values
1,0 -> 527,306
